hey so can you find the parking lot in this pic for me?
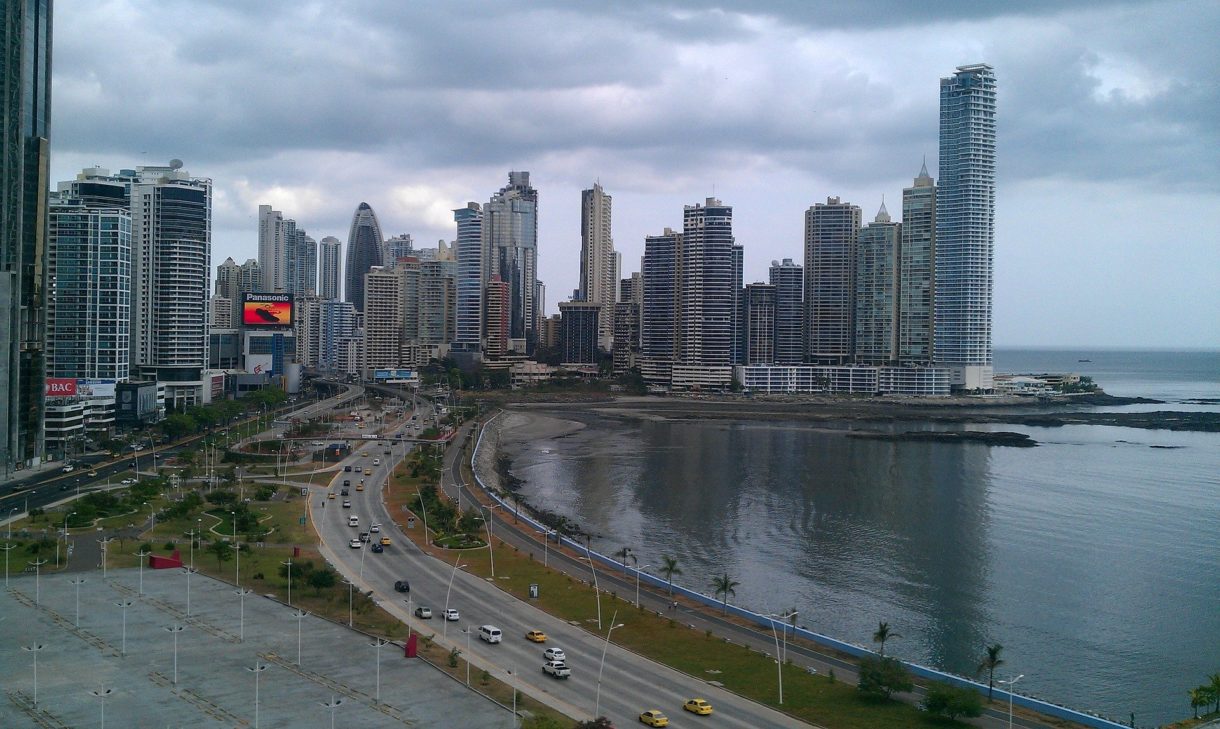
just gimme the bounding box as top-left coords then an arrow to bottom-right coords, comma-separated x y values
1,567 -> 510,728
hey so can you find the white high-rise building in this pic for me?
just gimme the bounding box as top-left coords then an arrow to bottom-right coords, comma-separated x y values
935,63 -> 996,391
679,198 -> 735,368
579,183 -> 616,350
318,236 -> 342,300
258,204 -> 288,292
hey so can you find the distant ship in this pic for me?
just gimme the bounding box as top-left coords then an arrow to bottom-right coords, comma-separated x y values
1078,358 -> 1092,362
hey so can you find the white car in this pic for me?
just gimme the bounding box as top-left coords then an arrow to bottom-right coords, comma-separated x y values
370,524 -> 380,533
544,647 -> 567,662
348,538 -> 362,549
443,608 -> 460,621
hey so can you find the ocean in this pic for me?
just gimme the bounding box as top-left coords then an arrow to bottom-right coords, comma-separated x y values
506,348 -> 1220,726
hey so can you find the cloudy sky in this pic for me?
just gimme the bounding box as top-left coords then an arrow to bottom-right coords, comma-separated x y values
51,0 -> 1219,348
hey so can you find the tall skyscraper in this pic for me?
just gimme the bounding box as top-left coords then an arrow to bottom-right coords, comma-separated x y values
558,301 -> 600,365
452,202 -> 483,353
344,202 -> 384,312
579,183 -> 616,349
482,172 -> 538,354
743,283 -> 776,365
258,205 -> 288,292
936,63 -> 996,390
318,236 -> 341,300
900,162 -> 936,365
47,194 -> 131,381
363,265 -> 406,372
292,230 -> 316,296
768,258 -> 804,365
1,0 -> 52,468
804,196 -> 861,365
641,229 -> 681,364
855,202 -> 902,365
484,274 -> 509,360
679,198 -> 735,366
239,258 -> 261,293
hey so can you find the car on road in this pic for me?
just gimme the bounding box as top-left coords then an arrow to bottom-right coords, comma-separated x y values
341,488 -> 349,496
344,465 -> 352,472
358,531 -> 370,542
371,543 -> 384,553
121,479 -> 135,485
373,458 -> 380,466
363,468 -> 372,475
383,449 -> 391,455
543,647 -> 566,662
542,660 -> 571,679
525,630 -> 548,643
414,606 -> 432,619
639,710 -> 669,727
394,580 -> 410,593
443,608 -> 460,621
379,536 -> 391,546
370,524 -> 380,532
348,538 -> 362,549
342,500 -> 351,508
88,471 -> 98,477
62,465 -> 75,473
327,492 -> 335,500
683,699 -> 713,715
356,483 -> 364,491
343,480 -> 351,487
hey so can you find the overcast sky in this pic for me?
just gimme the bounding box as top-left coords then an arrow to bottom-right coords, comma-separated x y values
50,0 -> 1219,348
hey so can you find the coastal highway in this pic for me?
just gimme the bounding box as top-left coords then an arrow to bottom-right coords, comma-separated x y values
311,403 -> 807,728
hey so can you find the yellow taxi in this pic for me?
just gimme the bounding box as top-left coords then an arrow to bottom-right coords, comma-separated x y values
525,630 -> 548,643
379,536 -> 391,546
356,483 -> 364,491
683,698 -> 713,715
639,710 -> 669,727
327,492 -> 336,500
363,468 -> 372,475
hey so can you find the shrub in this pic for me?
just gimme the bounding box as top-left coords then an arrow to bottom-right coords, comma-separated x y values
922,684 -> 984,719
857,657 -> 913,700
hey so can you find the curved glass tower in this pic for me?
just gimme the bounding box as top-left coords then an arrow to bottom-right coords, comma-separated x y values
344,202 -> 384,312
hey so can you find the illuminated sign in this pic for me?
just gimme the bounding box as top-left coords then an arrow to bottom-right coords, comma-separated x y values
374,369 -> 416,380
45,378 -> 78,396
242,292 -> 294,328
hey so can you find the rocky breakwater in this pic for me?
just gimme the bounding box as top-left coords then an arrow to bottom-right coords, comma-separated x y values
847,430 -> 1038,447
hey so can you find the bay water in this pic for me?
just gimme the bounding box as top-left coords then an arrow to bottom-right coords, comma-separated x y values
506,348 -> 1220,725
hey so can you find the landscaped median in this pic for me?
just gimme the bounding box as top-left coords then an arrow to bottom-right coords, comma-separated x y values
382,442 -> 990,729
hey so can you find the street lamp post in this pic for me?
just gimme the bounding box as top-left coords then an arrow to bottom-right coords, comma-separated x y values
414,488 -> 429,540
165,624 -> 185,684
479,504 -> 497,577
70,577 -> 87,627
235,588 -> 251,642
584,537 -> 602,630
371,638 -> 388,702
998,674 -> 1025,729
89,685 -> 113,729
115,600 -> 133,656
343,579 -> 355,627
29,558 -> 47,605
281,558 -> 294,606
1,542 -> 15,587
22,643 -> 44,707
6,506 -> 17,538
247,663 -> 267,728
594,611 -> 624,719
461,627 -> 472,685
767,611 -> 798,705
291,609 -> 308,665
97,537 -> 114,579
443,555 -> 467,640
183,566 -> 196,617
58,511 -> 75,568
135,548 -> 150,595
320,696 -> 343,729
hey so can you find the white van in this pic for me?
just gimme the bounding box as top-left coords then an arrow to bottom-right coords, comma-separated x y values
348,515 -> 359,527
478,625 -> 502,644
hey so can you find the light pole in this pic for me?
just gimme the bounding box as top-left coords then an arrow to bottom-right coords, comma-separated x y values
584,536 -> 602,629
6,506 -> 17,538
281,558 -> 294,606
320,696 -> 342,729
231,537 -> 241,587
481,504 -> 498,578
97,537 -> 114,578
23,643 -> 44,706
594,612 -> 624,719
115,600 -> 133,656
135,548 -> 150,595
183,566 -> 196,617
29,558 -> 47,605
768,611 -> 798,704
247,663 -> 267,728
58,511 -> 75,568
371,638 -> 388,702
443,555 -> 467,640
235,588 -> 252,642
414,488 -> 429,540
343,579 -> 355,627
1,542 -> 15,587
631,556 -> 650,609
89,685 -> 113,729
70,576 -> 87,627
999,674 -> 1024,729
165,624 -> 184,684
291,609 -> 308,665
186,524 -> 200,570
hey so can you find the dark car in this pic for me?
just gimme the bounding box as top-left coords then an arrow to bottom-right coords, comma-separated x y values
371,543 -> 384,553
344,465 -> 352,472
394,580 -> 410,593
359,531 -> 370,542
343,479 -> 351,487
341,488 -> 349,496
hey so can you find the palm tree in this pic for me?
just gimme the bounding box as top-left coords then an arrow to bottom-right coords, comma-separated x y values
873,621 -> 901,657
976,643 -> 1005,700
660,555 -> 682,596
614,546 -> 633,576
711,573 -> 739,615
1189,686 -> 1209,719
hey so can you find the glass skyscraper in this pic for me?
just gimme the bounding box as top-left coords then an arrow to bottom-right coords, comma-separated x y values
935,63 -> 996,390
344,202 -> 384,312
1,0 -> 52,469
482,172 -> 538,354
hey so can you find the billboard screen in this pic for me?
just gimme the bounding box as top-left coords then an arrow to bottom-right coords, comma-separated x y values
45,378 -> 77,397
242,293 -> 294,328
374,369 -> 415,380
76,379 -> 117,399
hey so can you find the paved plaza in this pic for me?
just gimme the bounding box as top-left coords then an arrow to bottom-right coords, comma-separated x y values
1,567 -> 510,728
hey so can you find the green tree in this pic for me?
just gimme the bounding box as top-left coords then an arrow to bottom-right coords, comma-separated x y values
857,656 -> 913,700
922,683 -> 984,719
161,413 -> 197,440
207,539 -> 232,569
1189,686 -> 1210,719
1210,673 -> 1220,713
307,567 -> 337,595
614,547 -> 633,576
977,643 -> 1005,700
873,621 -> 901,658
711,573 -> 738,615
660,555 -> 682,596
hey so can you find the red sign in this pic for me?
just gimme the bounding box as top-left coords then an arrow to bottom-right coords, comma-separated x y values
45,378 -> 77,396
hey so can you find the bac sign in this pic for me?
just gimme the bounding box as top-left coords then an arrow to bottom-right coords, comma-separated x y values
45,378 -> 77,396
